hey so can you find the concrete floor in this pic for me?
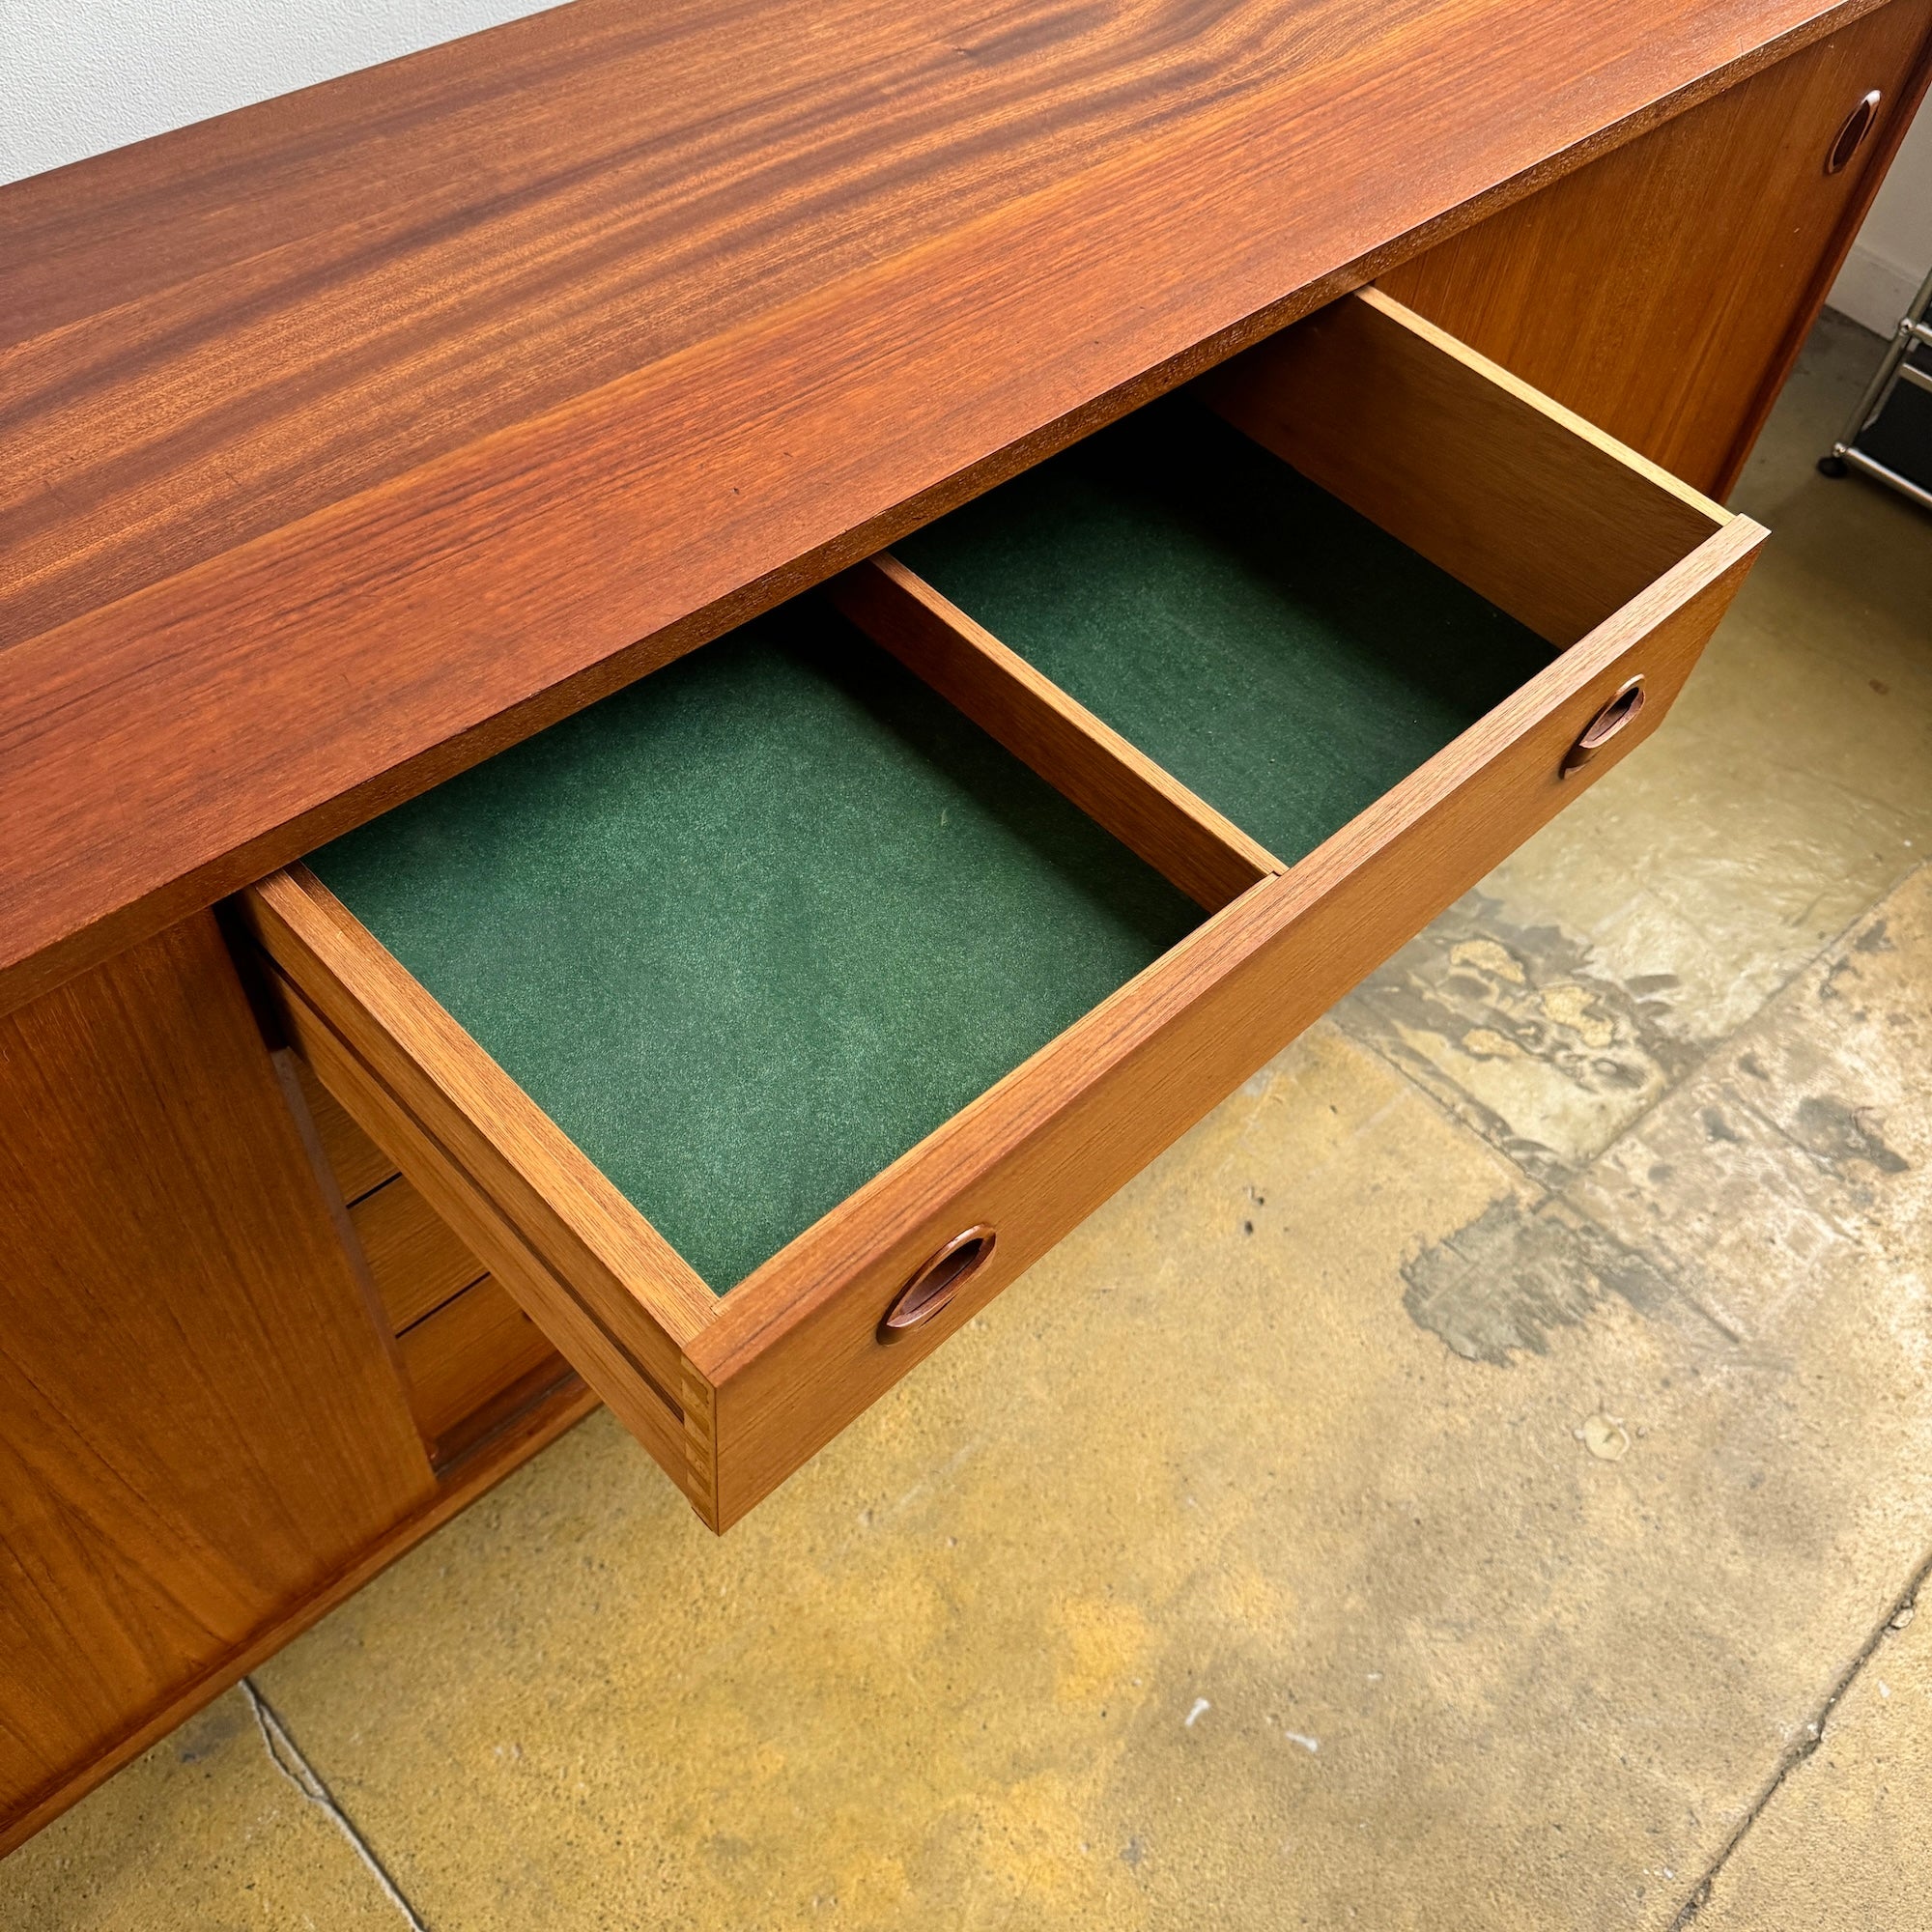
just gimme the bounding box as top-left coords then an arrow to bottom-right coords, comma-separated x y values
7,312 -> 1929,1930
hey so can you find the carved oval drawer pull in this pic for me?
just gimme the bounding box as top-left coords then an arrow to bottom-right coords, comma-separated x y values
879,1225 -> 996,1342
1562,674 -> 1646,778
1827,90 -> 1882,174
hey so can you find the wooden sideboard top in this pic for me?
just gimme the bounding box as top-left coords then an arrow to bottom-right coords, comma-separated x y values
0,0 -> 1886,1010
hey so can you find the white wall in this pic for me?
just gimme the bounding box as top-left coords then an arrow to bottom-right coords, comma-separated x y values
1830,93 -> 1932,331
0,0 -> 560,185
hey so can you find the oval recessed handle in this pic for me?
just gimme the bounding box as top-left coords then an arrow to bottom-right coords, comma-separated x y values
1562,674 -> 1646,778
1827,90 -> 1882,174
878,1225 -> 996,1342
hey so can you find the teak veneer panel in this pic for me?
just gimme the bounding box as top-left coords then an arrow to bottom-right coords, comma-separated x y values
0,0 -> 1893,1014
0,914 -> 433,1830
1381,0 -> 1932,496
0,1372 -> 599,1857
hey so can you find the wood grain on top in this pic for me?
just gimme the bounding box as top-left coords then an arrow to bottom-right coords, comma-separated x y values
0,0 -> 1887,1009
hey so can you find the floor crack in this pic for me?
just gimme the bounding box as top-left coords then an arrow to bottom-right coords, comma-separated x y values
1671,1556 -> 1930,1925
241,1677 -> 430,1931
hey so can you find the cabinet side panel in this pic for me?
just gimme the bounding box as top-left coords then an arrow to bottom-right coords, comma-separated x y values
1381,0 -> 1932,496
0,913 -> 434,1834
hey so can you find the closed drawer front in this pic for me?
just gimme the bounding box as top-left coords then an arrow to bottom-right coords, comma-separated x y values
242,290 -> 1763,1531
351,1173 -> 487,1334
396,1277 -> 571,1465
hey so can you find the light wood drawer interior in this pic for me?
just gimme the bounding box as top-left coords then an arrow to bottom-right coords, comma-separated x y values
243,290 -> 1763,1529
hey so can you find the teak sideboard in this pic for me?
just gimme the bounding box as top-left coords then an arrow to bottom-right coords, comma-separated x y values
4,0 -> 1929,1854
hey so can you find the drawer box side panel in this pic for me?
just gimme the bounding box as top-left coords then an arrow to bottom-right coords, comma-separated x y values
1202,288 -> 1729,648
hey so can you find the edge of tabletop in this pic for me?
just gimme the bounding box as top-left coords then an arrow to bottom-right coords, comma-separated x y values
0,0 -> 1894,1019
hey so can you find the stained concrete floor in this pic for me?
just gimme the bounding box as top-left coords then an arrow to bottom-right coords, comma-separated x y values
7,311 -> 1930,1930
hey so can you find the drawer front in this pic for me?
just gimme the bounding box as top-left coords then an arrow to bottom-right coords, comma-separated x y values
244,291 -> 1762,1531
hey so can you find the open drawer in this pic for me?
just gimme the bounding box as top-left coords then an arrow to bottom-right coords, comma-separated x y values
241,290 -> 1763,1530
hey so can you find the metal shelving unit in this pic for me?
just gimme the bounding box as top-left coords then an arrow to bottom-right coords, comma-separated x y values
1819,262 -> 1932,511
1816,261 -> 1932,514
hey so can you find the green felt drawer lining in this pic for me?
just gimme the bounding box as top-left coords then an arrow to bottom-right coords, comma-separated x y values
311,395 -> 1553,1300
309,609 -> 1201,1294
895,395 -> 1554,867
